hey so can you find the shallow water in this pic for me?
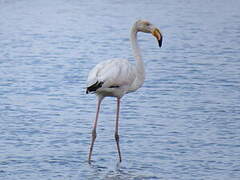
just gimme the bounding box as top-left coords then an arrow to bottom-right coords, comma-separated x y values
0,0 -> 240,179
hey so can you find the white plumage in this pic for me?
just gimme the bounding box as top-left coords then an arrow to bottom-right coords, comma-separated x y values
86,20 -> 162,163
87,58 -> 137,97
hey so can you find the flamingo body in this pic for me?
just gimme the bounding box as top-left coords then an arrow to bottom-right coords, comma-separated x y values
87,58 -> 140,98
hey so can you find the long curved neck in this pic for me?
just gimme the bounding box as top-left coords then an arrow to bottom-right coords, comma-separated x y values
131,25 -> 145,83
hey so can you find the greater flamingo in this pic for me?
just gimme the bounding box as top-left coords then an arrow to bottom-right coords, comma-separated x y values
86,20 -> 162,163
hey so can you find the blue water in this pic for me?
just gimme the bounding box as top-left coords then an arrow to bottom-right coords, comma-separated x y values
0,0 -> 240,179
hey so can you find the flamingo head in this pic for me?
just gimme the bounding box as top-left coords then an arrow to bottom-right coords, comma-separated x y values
135,20 -> 163,47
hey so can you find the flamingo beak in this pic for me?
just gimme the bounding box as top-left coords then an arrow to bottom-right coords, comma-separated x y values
152,28 -> 163,48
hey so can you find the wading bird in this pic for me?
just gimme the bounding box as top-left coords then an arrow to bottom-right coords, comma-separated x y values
86,20 -> 162,163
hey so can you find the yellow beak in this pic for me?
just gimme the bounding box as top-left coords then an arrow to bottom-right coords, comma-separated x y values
152,28 -> 163,47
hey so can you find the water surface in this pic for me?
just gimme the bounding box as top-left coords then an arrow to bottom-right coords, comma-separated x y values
0,0 -> 240,179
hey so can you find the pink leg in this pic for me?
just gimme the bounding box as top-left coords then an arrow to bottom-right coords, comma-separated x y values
115,98 -> 122,162
88,97 -> 102,164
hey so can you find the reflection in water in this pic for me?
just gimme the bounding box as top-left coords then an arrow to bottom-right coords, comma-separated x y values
90,162 -> 159,180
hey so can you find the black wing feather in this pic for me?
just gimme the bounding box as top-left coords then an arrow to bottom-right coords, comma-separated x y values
86,81 -> 104,94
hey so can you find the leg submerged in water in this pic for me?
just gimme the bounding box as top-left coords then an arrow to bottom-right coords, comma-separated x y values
88,97 -> 102,164
115,98 -> 122,162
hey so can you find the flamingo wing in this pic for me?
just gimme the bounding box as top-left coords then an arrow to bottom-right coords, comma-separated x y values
87,59 -> 136,93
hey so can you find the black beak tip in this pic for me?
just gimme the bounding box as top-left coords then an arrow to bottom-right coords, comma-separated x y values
158,38 -> 163,48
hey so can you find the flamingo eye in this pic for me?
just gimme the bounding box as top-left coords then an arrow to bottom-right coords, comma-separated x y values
145,22 -> 150,26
